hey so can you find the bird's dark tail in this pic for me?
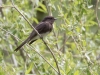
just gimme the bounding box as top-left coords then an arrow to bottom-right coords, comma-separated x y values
14,38 -> 30,52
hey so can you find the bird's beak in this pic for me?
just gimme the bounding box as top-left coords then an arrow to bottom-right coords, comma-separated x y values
54,18 -> 57,20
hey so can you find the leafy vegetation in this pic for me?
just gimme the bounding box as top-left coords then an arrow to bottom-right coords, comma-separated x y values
0,0 -> 100,75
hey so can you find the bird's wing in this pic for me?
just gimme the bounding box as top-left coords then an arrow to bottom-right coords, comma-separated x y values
35,22 -> 51,33
28,22 -> 51,44
29,22 -> 51,37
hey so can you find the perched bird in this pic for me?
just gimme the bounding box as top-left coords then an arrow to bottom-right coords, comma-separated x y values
15,16 -> 56,51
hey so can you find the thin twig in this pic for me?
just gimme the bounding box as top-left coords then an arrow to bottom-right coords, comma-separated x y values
71,35 -> 80,51
33,62 -> 41,75
71,35 -> 84,51
11,35 -> 26,62
30,46 -> 58,73
62,33 -> 66,53
0,6 -> 14,8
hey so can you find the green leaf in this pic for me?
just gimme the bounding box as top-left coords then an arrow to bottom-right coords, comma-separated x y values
74,70 -> 79,75
36,2 -> 47,13
25,62 -> 34,74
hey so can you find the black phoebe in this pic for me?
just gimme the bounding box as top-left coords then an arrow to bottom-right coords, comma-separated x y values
15,16 -> 56,51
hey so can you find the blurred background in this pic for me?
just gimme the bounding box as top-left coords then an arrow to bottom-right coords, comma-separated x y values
0,0 -> 100,75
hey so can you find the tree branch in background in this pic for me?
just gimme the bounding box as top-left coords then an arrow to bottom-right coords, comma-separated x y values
92,0 -> 100,39
11,35 -> 26,62
95,0 -> 100,27
62,33 -> 66,53
53,29 -> 59,50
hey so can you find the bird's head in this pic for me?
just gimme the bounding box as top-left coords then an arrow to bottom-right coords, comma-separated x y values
42,16 -> 57,24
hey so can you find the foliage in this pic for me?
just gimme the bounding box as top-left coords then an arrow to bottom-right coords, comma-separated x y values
0,0 -> 100,75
